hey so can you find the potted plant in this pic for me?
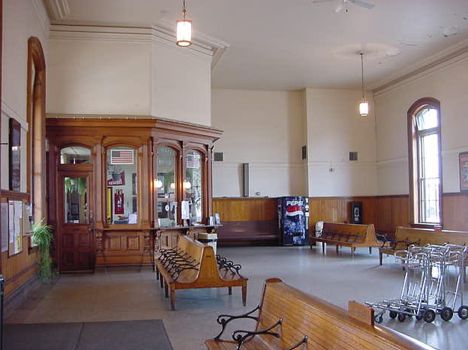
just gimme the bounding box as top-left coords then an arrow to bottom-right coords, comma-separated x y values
31,220 -> 54,282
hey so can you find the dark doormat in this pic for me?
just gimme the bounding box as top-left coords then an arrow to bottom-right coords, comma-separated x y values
5,320 -> 174,350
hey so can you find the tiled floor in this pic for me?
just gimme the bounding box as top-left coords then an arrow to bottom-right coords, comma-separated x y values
7,246 -> 468,350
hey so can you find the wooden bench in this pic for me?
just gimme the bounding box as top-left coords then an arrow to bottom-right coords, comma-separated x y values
217,221 -> 279,246
206,278 -> 433,350
310,222 -> 384,255
379,226 -> 468,265
155,235 -> 248,310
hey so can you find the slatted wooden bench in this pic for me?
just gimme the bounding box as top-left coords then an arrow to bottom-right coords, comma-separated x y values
310,222 -> 384,255
206,278 -> 433,350
155,235 -> 248,310
379,226 -> 468,265
205,278 -> 432,350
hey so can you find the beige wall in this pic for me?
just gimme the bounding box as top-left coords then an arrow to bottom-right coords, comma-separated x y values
1,0 -> 48,190
47,33 -> 212,125
374,54 -> 468,195
306,88 -> 378,197
212,89 -> 307,197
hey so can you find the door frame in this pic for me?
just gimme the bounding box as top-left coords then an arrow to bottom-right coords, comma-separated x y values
57,166 -> 95,272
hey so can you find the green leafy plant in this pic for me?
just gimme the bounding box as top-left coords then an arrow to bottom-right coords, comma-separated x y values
31,220 -> 54,282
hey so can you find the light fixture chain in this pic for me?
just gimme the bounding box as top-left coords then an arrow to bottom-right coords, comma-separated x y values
360,52 -> 365,99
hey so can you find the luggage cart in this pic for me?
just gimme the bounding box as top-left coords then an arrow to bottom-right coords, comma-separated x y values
367,244 -> 468,323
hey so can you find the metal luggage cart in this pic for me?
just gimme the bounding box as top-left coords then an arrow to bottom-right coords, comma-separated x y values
367,244 -> 468,324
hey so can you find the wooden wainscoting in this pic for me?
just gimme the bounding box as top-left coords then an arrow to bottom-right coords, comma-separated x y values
443,192 -> 468,231
96,229 -> 152,267
213,197 -> 279,246
0,191 -> 39,298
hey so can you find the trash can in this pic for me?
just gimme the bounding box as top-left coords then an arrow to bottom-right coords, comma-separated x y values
197,233 -> 218,255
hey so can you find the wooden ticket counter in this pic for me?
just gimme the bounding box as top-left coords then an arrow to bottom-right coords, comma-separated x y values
46,117 -> 222,272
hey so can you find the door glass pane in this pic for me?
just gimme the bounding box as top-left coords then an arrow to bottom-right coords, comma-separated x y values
64,177 -> 88,224
184,150 -> 203,224
60,146 -> 91,164
106,147 -> 138,225
156,146 -> 177,227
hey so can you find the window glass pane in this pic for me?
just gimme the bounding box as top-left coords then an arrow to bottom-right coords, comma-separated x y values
417,124 -> 441,224
64,177 -> 88,224
184,150 -> 203,224
156,147 -> 177,227
60,146 -> 91,164
106,147 -> 137,225
416,108 -> 438,130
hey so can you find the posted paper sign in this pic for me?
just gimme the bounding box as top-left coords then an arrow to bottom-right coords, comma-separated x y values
181,201 -> 190,220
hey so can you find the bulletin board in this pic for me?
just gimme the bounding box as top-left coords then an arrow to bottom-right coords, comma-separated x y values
7,200 -> 24,256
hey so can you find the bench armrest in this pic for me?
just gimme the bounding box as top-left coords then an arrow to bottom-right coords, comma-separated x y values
214,305 -> 260,340
232,319 -> 282,350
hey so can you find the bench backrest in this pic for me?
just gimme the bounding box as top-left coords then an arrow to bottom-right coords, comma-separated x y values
178,235 -> 205,264
257,278 -> 432,350
394,226 -> 468,247
322,222 -> 377,244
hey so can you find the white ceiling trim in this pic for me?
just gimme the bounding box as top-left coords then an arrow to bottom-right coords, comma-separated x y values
33,0 -> 51,37
372,38 -> 468,94
48,23 -> 229,68
42,0 -> 71,20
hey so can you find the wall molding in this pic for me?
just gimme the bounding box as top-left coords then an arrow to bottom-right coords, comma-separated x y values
43,0 -> 71,20
213,161 -> 306,169
48,23 -> 229,67
372,39 -> 468,96
1,101 -> 28,129
32,0 -> 51,36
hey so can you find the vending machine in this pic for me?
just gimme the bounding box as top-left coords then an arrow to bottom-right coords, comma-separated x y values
278,196 -> 309,246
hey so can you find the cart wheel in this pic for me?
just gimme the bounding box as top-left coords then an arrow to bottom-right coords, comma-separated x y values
440,307 -> 453,321
389,311 -> 397,319
397,313 -> 406,322
458,305 -> 468,320
423,310 -> 436,323
374,315 -> 383,324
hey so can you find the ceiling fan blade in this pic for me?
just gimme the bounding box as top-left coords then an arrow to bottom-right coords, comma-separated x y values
349,0 -> 375,9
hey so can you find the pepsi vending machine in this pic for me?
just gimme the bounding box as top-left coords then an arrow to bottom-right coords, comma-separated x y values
278,196 -> 309,246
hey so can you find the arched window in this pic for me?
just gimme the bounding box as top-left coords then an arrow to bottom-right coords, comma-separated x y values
408,98 -> 442,226
155,146 -> 177,227
27,37 -> 46,223
184,150 -> 204,224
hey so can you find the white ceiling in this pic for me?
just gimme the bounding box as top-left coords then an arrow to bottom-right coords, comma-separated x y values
45,0 -> 468,90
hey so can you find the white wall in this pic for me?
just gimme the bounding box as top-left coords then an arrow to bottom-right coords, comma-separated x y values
212,89 -> 307,197
47,34 -> 212,125
1,0 -> 48,189
151,43 -> 212,126
48,39 -> 152,116
374,55 -> 468,195
306,88 -> 378,197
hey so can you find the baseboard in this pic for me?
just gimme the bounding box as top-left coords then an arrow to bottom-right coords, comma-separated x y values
4,275 -> 40,318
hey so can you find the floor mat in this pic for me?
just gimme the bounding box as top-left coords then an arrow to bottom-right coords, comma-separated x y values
5,320 -> 173,350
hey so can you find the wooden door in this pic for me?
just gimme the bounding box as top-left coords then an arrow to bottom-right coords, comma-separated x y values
58,172 -> 95,272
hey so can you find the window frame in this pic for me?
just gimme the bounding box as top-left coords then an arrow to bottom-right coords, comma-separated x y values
104,145 -> 140,227
407,97 -> 443,228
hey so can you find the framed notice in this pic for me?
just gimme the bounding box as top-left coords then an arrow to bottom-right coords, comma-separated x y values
9,118 -> 21,192
8,200 -> 23,257
460,152 -> 468,191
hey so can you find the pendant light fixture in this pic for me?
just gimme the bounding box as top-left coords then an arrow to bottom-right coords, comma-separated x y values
359,52 -> 369,117
176,0 -> 192,47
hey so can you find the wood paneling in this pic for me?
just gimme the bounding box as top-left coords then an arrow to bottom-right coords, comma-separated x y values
0,192 -> 38,297
214,193 -> 468,244
95,229 -> 152,266
213,198 -> 279,246
443,192 -> 468,231
309,196 -> 377,232
213,197 -> 277,222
